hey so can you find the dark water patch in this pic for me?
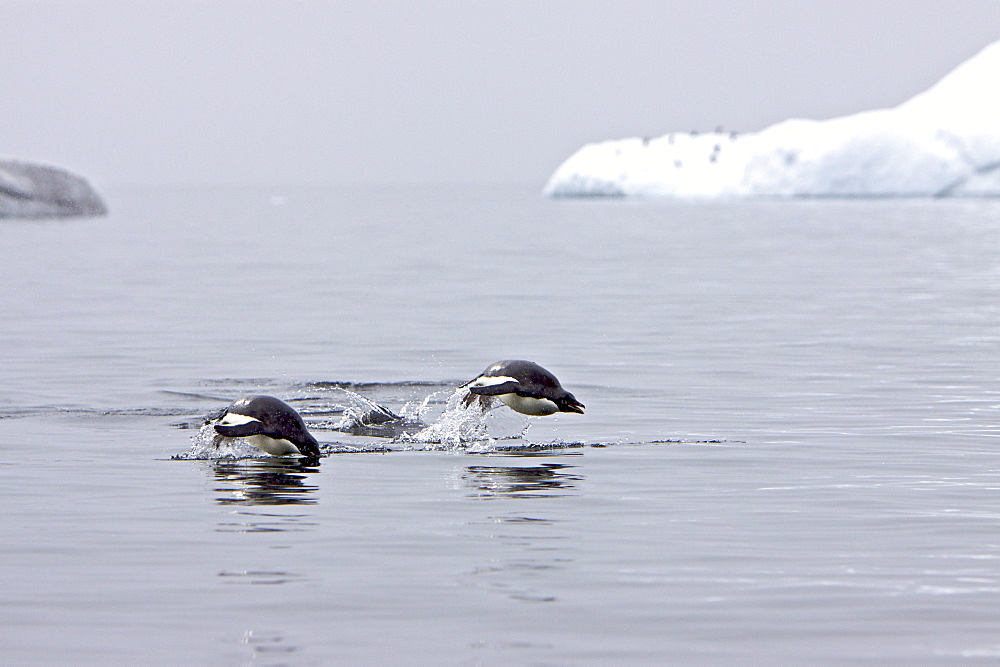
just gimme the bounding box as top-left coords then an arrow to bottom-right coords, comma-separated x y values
218,570 -> 307,585
239,630 -> 300,656
197,378 -> 283,388
321,442 -> 395,455
214,518 -> 317,533
650,438 -> 743,445
0,405 -> 198,420
0,407 -> 37,420
160,389 -> 233,402
489,516 -> 560,525
95,407 -> 197,418
302,379 -> 455,391
488,441 -> 587,453
463,463 -> 583,499
211,459 -> 320,506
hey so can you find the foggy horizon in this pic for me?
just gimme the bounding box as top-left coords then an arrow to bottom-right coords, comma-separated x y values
2,1 -> 999,189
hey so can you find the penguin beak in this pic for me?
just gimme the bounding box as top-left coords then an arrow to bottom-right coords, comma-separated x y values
297,440 -> 322,460
562,397 -> 585,414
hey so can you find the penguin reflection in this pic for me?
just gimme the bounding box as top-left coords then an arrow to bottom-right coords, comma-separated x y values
213,458 -> 319,506
463,463 -> 583,499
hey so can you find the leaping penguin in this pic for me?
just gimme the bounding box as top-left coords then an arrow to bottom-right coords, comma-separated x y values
213,395 -> 322,460
461,360 -> 585,416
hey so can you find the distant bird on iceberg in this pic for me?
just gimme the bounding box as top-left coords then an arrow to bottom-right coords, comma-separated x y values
461,360 -> 585,416
544,39 -> 1000,198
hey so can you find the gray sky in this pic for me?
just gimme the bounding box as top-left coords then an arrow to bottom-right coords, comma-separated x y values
1,1 -> 998,188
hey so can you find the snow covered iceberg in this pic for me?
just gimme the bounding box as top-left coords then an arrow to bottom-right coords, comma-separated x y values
544,41 -> 1000,198
0,160 -> 107,217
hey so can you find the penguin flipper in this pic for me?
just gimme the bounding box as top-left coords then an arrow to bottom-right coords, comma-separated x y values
214,422 -> 266,438
467,380 -> 520,396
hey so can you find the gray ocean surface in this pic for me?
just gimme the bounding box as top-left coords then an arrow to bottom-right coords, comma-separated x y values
1,185 -> 998,664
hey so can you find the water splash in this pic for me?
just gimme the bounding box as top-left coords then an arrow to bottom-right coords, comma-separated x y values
334,387 -> 398,426
311,387 -> 426,438
169,385 -> 625,459
172,422 -> 266,460
397,387 -> 530,450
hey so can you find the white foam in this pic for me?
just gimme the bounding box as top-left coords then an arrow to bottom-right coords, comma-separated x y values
175,422 -> 263,460
398,387 -> 529,449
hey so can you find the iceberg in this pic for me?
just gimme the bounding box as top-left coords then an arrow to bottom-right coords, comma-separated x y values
544,41 -> 1000,198
0,160 -> 107,217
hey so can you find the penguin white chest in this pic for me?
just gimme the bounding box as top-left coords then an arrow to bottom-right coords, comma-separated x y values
248,434 -> 302,456
499,393 -> 559,416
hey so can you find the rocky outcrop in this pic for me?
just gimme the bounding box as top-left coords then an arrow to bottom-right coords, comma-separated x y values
0,160 -> 107,217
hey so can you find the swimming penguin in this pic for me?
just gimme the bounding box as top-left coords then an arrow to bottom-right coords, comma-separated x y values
213,395 -> 322,460
461,360 -> 585,416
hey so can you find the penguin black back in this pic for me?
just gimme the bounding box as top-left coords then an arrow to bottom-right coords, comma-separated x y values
462,360 -> 585,416
214,395 -> 322,460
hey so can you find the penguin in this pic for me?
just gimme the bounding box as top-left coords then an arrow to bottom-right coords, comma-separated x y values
461,360 -> 585,416
213,395 -> 322,460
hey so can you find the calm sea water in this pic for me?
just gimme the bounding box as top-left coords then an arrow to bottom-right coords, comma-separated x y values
1,185 -> 999,664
